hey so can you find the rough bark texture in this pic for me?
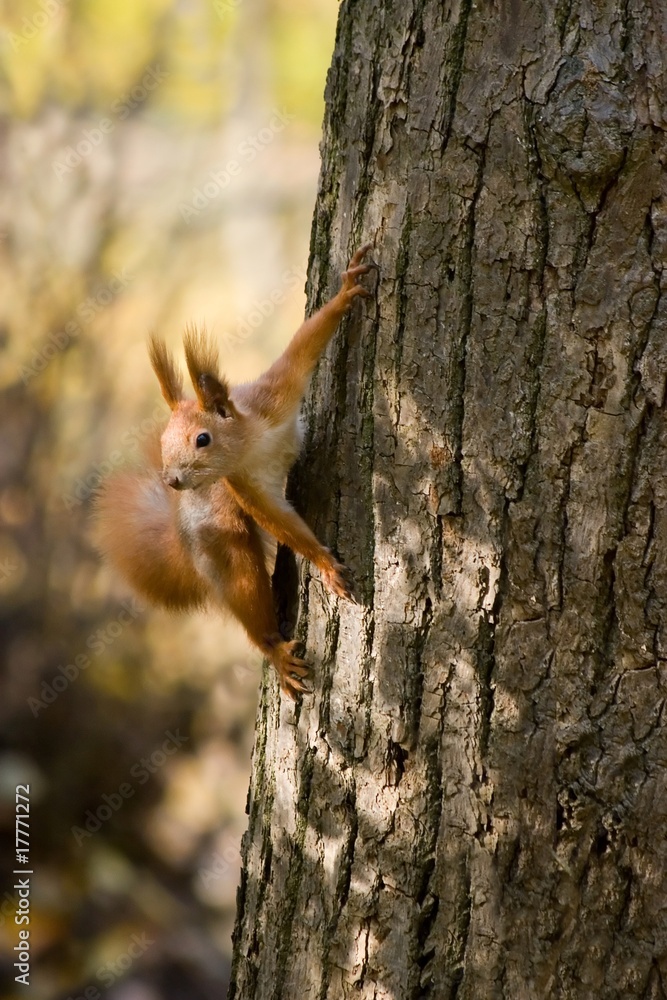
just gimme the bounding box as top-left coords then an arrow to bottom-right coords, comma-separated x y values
228,1 -> 667,997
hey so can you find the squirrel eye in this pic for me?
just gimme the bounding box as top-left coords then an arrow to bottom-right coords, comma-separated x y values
195,432 -> 211,448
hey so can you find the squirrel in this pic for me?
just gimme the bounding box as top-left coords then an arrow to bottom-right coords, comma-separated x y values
94,245 -> 373,698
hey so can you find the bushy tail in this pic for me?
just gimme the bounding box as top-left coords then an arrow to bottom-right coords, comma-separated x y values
94,454 -> 209,612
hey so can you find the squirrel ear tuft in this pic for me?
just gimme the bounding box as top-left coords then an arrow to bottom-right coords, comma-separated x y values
183,325 -> 234,416
149,335 -> 183,410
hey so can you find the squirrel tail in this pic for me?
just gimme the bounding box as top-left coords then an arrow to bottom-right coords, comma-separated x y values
93,444 -> 209,612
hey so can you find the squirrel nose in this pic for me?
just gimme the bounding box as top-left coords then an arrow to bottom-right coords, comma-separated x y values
165,474 -> 182,490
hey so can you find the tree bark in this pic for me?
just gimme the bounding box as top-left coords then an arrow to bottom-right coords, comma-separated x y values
228,0 -> 667,997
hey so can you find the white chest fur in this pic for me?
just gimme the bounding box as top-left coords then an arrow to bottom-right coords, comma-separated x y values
240,412 -> 303,500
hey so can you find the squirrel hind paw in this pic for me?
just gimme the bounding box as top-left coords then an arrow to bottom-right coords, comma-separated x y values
273,641 -> 312,699
281,676 -> 312,700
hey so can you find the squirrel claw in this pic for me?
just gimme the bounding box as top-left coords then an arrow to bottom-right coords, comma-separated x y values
321,558 -> 357,603
281,677 -> 312,700
349,243 -> 373,267
339,246 -> 375,305
273,640 -> 312,699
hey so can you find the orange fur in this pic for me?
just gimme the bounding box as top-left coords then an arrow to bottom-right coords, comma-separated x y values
148,335 -> 183,410
95,246 -> 373,698
94,448 -> 209,611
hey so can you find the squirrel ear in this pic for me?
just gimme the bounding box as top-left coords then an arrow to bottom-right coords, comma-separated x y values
197,373 -> 235,418
183,325 -> 235,416
149,335 -> 183,410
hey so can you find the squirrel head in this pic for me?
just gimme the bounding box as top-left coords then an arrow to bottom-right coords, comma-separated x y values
149,327 -> 246,490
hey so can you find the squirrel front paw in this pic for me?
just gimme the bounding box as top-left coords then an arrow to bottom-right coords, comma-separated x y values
321,555 -> 357,603
271,640 -> 312,700
338,244 -> 374,310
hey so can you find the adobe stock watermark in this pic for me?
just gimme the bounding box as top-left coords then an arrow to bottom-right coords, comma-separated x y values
0,556 -> 20,584
222,263 -> 306,349
21,269 -> 133,385
71,729 -> 189,847
27,598 -> 145,717
198,842 -> 239,889
179,108 -> 294,223
62,404 -> 165,512
6,0 -> 70,51
63,931 -> 154,1000
52,65 -> 169,179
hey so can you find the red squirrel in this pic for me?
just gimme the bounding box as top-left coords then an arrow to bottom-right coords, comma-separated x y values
95,246 -> 373,698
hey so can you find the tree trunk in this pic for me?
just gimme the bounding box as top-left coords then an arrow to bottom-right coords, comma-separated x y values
228,0 -> 667,997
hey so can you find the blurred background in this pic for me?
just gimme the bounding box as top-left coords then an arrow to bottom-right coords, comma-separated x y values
0,1 -> 337,996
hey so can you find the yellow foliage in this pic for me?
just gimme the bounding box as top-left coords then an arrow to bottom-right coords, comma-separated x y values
1,0 -> 337,124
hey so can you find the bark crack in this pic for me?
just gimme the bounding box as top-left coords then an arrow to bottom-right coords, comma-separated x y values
271,747 -> 317,1000
451,123 -> 492,514
317,780 -> 358,1000
439,0 -> 474,152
